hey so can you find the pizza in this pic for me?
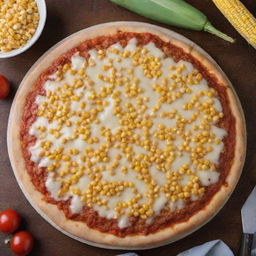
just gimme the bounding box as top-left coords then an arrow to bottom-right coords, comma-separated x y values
8,24 -> 246,249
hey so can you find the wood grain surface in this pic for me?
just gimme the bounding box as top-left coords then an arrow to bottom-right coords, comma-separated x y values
0,0 -> 255,255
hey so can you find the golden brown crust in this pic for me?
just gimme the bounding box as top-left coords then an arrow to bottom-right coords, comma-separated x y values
7,23 -> 246,249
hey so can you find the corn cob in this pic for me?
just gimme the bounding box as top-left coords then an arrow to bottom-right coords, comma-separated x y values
212,0 -> 256,49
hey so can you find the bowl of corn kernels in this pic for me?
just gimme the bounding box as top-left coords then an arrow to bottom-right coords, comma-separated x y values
0,0 -> 46,58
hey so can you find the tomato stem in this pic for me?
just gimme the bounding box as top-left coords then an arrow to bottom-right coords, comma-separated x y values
4,235 -> 12,245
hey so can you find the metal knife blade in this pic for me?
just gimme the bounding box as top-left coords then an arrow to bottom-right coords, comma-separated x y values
241,186 -> 256,234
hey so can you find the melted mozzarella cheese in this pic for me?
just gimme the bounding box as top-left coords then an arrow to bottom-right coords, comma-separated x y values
29,39 -> 227,228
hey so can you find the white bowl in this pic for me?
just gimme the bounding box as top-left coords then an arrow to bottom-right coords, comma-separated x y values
0,0 -> 47,58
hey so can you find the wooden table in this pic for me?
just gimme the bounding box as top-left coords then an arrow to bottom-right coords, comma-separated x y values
0,0 -> 255,255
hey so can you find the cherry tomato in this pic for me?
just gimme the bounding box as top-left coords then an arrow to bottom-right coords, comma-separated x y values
11,231 -> 34,256
0,74 -> 10,99
0,209 -> 21,234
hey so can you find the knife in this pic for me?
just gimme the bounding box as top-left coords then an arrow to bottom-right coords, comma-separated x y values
239,186 -> 256,256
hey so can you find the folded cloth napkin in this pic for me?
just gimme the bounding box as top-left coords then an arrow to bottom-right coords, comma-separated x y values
176,240 -> 233,256
117,237 -> 256,256
116,240 -> 232,256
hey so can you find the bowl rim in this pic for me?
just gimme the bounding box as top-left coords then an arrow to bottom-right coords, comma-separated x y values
0,0 -> 47,59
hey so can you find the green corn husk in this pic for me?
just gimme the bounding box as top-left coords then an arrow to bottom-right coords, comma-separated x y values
111,0 -> 234,43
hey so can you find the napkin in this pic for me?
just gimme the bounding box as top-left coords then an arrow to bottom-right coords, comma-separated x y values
117,237 -> 256,256
176,240 -> 233,256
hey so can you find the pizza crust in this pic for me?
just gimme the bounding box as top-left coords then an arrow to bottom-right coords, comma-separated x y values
7,23 -> 246,249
